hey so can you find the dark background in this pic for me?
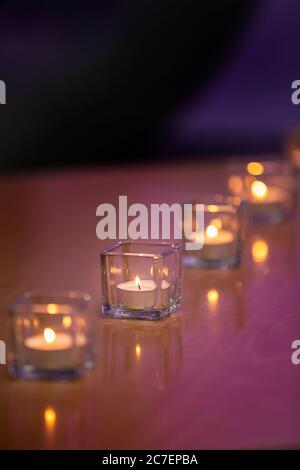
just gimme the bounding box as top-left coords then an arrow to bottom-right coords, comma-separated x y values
0,0 -> 299,170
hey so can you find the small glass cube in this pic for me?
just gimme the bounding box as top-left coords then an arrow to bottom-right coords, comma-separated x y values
183,195 -> 242,269
228,160 -> 295,223
8,291 -> 96,380
244,161 -> 294,223
101,241 -> 181,320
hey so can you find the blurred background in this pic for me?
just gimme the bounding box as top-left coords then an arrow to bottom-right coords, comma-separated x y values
0,0 -> 300,170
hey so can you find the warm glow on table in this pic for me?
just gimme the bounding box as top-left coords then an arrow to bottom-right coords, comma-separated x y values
207,289 -> 219,306
252,239 -> 269,263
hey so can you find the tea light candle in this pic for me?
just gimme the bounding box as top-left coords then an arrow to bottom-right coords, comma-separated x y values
249,181 -> 287,206
116,276 -> 170,309
25,328 -> 87,351
248,180 -> 289,221
24,328 -> 87,369
201,224 -> 236,260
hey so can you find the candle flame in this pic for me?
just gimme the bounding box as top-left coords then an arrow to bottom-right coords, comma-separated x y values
44,328 -> 56,344
206,224 -> 218,239
135,276 -> 141,290
247,161 -> 264,176
251,180 -> 268,200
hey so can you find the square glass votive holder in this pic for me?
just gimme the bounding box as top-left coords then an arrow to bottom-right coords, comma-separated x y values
228,159 -> 295,223
243,161 -> 294,224
8,291 -> 96,380
100,241 -> 181,320
183,195 -> 242,269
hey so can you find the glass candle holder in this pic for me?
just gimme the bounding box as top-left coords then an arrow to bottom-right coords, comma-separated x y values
183,195 -> 242,269
244,161 -> 294,223
8,291 -> 96,380
228,160 -> 295,223
101,241 -> 181,320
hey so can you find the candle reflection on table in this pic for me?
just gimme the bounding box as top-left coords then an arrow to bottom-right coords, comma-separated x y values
252,239 -> 269,263
99,315 -> 183,389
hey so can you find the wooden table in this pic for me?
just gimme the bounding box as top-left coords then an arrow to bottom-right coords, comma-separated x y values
0,161 -> 299,449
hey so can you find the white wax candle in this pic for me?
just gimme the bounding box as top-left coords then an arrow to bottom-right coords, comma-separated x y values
204,229 -> 234,245
24,329 -> 87,369
116,277 -> 170,309
25,332 -> 87,351
195,225 -> 237,261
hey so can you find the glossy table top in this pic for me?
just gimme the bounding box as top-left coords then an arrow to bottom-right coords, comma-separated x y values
0,161 -> 300,449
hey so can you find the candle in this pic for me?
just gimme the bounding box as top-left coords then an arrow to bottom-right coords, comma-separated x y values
116,276 -> 170,309
24,328 -> 87,369
193,222 -> 236,261
25,328 -> 87,351
248,180 -> 289,221
249,181 -> 288,205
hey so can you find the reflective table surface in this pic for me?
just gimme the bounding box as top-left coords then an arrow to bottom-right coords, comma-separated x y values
0,161 -> 300,449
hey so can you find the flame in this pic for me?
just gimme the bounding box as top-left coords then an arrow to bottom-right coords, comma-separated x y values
135,276 -> 141,290
247,161 -> 264,176
44,328 -> 56,344
252,239 -> 269,263
206,224 -> 218,239
47,304 -> 58,315
251,180 -> 268,200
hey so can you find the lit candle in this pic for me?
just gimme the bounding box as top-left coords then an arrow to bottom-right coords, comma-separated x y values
249,180 -> 287,205
248,180 -> 289,221
24,328 -> 87,369
198,222 -> 236,261
116,276 -> 170,309
25,328 -> 87,351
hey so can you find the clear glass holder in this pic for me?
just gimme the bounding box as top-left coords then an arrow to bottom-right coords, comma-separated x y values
183,195 -> 242,270
101,241 -> 182,320
8,291 -> 96,380
228,159 -> 295,224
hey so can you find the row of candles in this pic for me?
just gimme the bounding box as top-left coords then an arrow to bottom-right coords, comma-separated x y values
7,138 -> 300,380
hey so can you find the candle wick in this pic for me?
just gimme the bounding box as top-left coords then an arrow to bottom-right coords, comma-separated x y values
138,284 -> 141,290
